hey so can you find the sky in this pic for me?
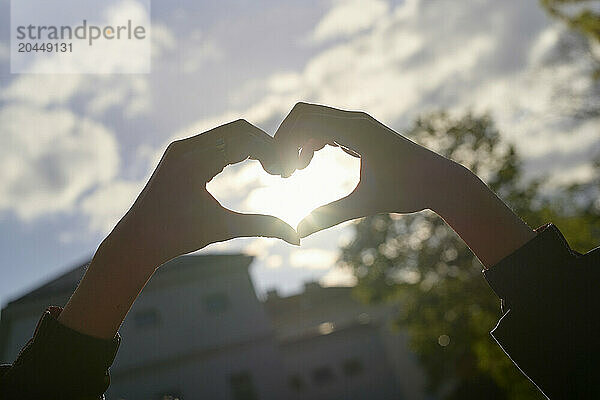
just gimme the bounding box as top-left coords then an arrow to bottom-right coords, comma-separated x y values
0,0 -> 599,307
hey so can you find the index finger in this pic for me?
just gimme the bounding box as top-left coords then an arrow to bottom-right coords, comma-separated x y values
182,119 -> 283,177
225,119 -> 282,174
274,102 -> 375,176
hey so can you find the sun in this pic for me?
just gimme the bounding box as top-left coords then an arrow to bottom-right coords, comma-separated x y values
208,146 -> 360,228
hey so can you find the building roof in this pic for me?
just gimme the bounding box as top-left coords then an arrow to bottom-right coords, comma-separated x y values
264,283 -> 355,317
262,282 -> 382,344
7,261 -> 90,307
5,254 -> 253,308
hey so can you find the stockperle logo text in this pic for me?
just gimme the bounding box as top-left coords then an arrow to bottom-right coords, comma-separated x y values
16,19 -> 146,46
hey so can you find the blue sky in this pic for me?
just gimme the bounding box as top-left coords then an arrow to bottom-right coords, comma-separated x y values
0,0 -> 599,307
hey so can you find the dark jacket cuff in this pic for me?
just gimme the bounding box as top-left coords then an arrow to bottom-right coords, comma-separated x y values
483,223 -> 576,308
0,306 -> 120,399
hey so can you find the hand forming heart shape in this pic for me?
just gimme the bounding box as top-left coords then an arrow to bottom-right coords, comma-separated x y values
274,102 -> 445,237
59,102 -> 529,344
118,102 -> 447,266
117,119 -> 298,266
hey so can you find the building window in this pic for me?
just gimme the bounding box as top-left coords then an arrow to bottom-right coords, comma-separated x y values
229,371 -> 258,400
312,366 -> 335,386
203,292 -> 230,314
288,374 -> 305,392
134,309 -> 160,329
342,358 -> 364,377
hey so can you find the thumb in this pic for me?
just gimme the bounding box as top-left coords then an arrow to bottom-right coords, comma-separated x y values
297,191 -> 365,238
225,211 -> 300,245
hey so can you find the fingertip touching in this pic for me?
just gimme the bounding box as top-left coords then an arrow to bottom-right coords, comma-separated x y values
297,215 -> 319,238
262,215 -> 301,245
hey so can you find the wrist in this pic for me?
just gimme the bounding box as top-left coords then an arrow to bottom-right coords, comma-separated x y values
59,217 -> 161,339
100,214 -> 163,273
427,159 -> 534,267
427,157 -> 472,216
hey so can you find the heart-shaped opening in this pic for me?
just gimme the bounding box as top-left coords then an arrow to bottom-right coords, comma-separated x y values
207,145 -> 360,228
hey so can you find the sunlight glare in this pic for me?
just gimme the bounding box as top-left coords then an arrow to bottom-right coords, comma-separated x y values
207,146 -> 360,228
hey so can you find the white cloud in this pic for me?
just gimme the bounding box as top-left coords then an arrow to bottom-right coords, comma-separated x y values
152,23 -> 177,58
170,111 -> 242,142
181,30 -> 223,73
289,248 -> 338,269
0,41 -> 9,62
3,0 -> 597,306
2,12 -> 176,115
267,72 -> 303,94
0,105 -> 119,219
117,0 -> 598,246
114,0 -> 600,295
4,0 -> 594,253
0,6 -> 178,230
243,237 -> 278,257
1,73 -> 152,117
79,179 -> 143,234
196,0 -> 598,184
84,75 -> 151,117
265,254 -> 283,268
1,75 -> 85,107
319,265 -> 357,287
206,162 -> 266,208
311,0 -> 390,43
86,85 -> 129,115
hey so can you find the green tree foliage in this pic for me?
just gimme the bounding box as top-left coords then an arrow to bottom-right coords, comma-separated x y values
340,112 -> 600,399
541,0 -> 600,42
540,0 -> 600,78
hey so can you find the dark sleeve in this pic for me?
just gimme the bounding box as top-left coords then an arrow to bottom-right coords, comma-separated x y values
0,306 -> 120,400
483,223 -> 600,399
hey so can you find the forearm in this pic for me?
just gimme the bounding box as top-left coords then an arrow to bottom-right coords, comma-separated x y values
58,217 -> 160,339
431,161 -> 535,268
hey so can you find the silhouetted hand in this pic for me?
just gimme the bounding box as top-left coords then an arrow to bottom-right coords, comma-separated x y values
275,102 -> 451,238
119,119 -> 300,265
59,106 -> 533,341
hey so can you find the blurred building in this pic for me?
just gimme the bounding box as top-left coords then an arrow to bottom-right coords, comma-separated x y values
0,254 -> 426,400
264,282 -> 425,400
